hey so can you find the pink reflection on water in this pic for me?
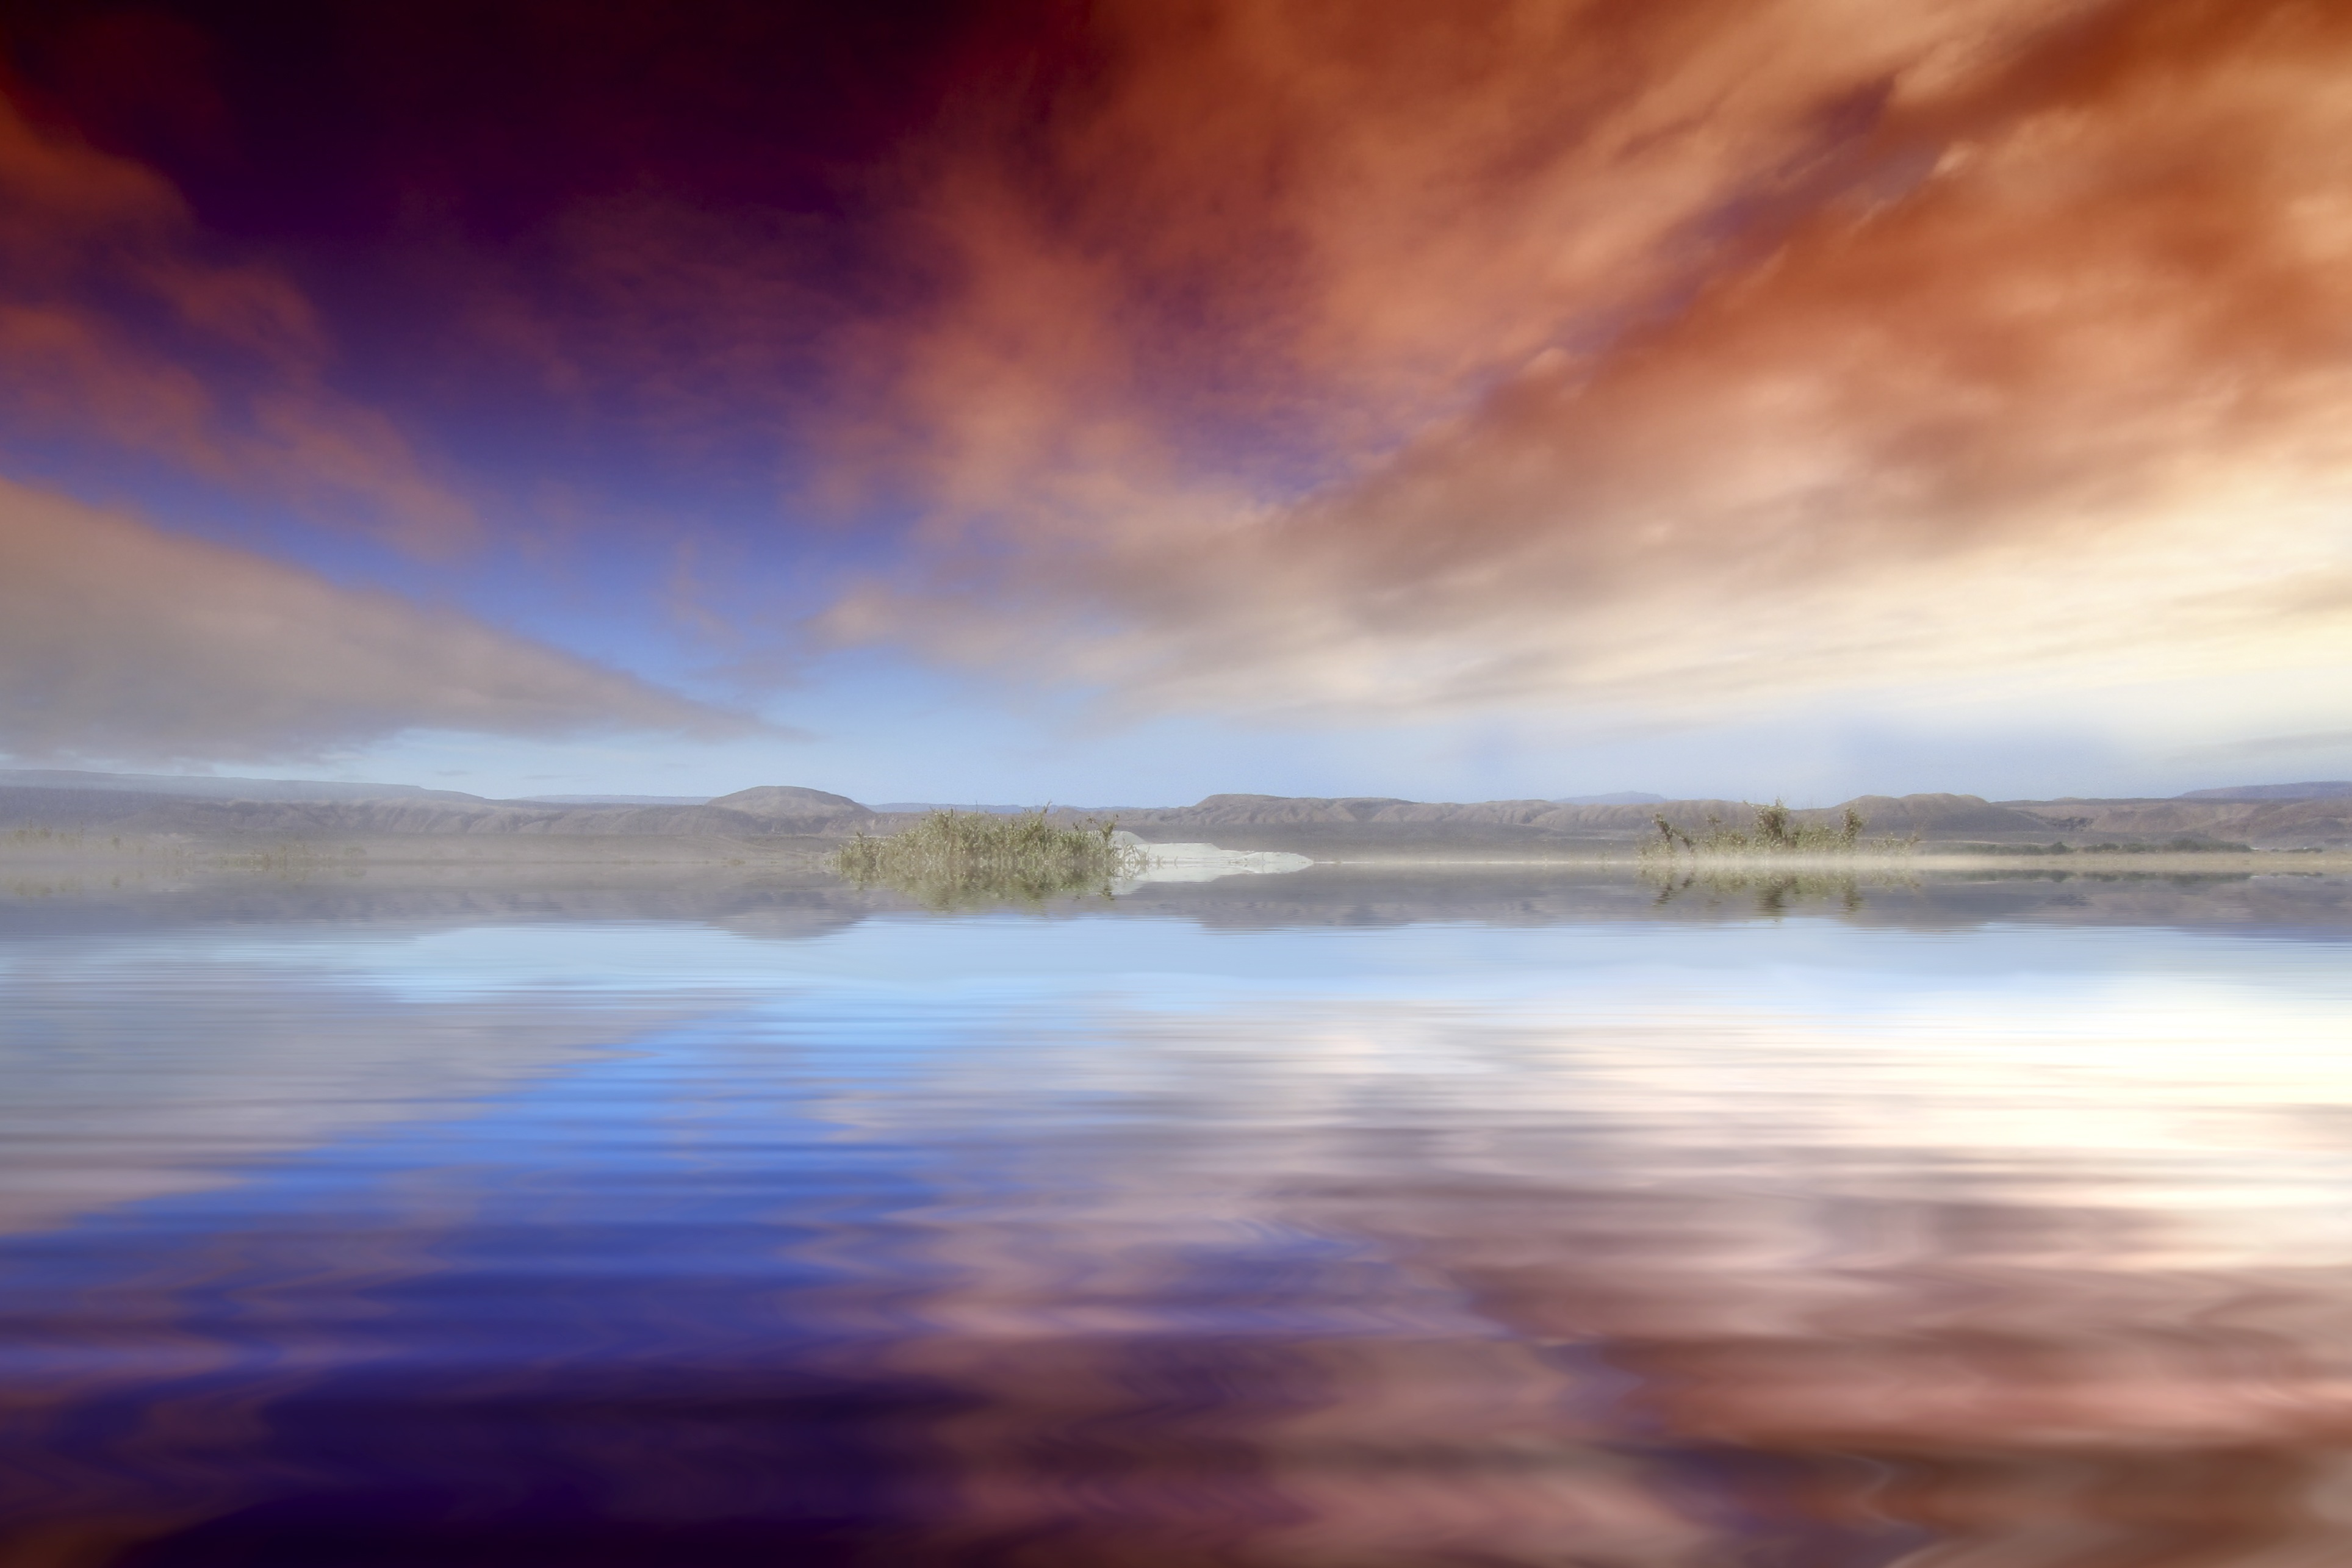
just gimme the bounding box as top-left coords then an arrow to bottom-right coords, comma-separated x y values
2,916 -> 2350,1565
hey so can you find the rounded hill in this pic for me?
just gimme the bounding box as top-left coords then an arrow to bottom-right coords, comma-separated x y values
707,786 -> 868,817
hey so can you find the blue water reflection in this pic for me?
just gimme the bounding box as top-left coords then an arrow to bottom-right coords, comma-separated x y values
2,871 -> 2349,1564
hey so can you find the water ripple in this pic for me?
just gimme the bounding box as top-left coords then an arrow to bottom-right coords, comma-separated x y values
0,880 -> 2346,1563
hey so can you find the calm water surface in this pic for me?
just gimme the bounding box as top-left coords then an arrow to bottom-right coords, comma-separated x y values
2,868 -> 2350,1566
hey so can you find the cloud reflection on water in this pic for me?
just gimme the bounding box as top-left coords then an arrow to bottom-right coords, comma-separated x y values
0,873 -> 2348,1564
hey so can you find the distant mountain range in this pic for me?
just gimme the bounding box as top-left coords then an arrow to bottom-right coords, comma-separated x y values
515,794 -> 716,805
0,768 -> 483,803
866,803 -> 1046,815
3,772 -> 2348,849
0,779 -> 875,842
2178,781 -> 2352,801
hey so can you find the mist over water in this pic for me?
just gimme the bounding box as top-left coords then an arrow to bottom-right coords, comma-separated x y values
3,869 -> 2350,1565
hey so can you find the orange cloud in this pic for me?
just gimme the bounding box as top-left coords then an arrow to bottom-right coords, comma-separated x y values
823,0 -> 2352,724
0,478 -> 764,763
0,91 -> 471,550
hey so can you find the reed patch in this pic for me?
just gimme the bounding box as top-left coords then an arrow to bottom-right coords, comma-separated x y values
1642,800 -> 1916,863
833,809 -> 1150,907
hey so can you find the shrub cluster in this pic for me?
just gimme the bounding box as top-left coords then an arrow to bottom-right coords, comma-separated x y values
1643,800 -> 1915,861
833,809 -> 1149,906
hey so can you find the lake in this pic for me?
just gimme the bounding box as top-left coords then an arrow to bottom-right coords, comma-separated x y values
2,866 -> 2350,1566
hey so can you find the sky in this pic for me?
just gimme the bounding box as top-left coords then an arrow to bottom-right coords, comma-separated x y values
1,0 -> 2347,806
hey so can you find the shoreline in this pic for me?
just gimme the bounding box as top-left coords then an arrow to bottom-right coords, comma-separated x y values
1311,851 -> 2352,874
7,841 -> 2351,882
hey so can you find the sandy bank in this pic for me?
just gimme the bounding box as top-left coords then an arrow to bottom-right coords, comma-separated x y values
1113,832 -> 1312,882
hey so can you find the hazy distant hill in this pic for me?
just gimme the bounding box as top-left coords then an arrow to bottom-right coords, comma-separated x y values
516,794 -> 714,805
1986,794 -> 2352,848
2179,782 -> 2352,801
0,769 -> 483,804
868,803 -> 1045,815
6,771 -> 2350,852
0,779 -> 876,841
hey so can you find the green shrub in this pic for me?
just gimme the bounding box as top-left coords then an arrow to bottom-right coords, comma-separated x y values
1642,800 -> 1915,861
833,809 -> 1150,907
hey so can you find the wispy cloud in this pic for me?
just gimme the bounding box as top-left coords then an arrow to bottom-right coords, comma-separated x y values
10,1 -> 2345,768
0,91 -> 472,549
814,0 -> 2352,725
0,478 -> 771,763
